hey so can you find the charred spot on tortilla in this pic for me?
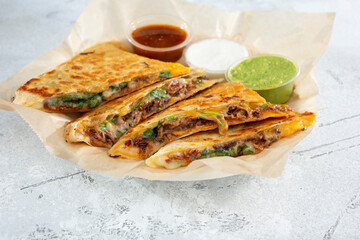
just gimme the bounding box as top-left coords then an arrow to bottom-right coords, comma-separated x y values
80,51 -> 95,55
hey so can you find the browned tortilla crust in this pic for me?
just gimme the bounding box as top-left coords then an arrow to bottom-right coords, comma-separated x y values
13,41 -> 189,112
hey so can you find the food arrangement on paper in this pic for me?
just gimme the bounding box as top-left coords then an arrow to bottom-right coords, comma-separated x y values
0,0 -> 335,180
13,30 -> 315,169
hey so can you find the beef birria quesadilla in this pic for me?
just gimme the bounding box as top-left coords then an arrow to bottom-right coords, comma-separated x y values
13,41 -> 189,112
108,81 -> 295,160
64,68 -> 222,148
145,112 -> 315,169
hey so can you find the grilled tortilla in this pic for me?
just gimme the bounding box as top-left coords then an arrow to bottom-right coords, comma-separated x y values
13,41 -> 189,112
64,68 -> 223,148
108,81 -> 295,160
145,112 -> 315,169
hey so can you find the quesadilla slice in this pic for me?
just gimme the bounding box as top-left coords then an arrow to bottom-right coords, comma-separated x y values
108,81 -> 295,160
145,112 -> 315,169
64,68 -> 222,147
13,41 -> 189,112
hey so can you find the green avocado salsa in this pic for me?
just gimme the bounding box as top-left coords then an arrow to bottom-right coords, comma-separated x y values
227,56 -> 298,104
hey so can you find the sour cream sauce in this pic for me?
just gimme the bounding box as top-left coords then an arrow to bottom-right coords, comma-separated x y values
185,38 -> 249,78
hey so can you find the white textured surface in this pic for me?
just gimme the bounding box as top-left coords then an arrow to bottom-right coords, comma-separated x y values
1,0 -> 360,239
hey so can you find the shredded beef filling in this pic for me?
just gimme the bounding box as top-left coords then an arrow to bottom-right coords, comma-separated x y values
121,78 -> 192,129
157,117 -> 215,139
133,117 -> 216,158
89,78 -> 197,147
133,106 -> 249,155
133,103 -> 285,156
86,127 -> 116,148
225,106 -> 249,120
165,150 -> 200,164
133,78 -> 193,120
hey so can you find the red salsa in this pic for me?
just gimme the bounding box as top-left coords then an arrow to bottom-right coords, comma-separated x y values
132,24 -> 187,48
130,24 -> 188,62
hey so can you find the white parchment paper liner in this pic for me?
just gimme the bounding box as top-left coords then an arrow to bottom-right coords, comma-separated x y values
0,0 -> 335,181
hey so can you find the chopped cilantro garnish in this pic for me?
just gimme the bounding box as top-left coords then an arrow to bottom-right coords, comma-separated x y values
77,101 -> 84,110
65,102 -> 77,108
159,71 -> 170,78
196,149 -> 235,158
81,93 -> 97,100
117,129 -> 127,136
214,150 -> 230,156
143,128 -> 156,139
49,98 -> 62,106
242,144 -> 254,155
200,150 -> 215,156
237,145 -> 242,154
50,92 -> 104,109
62,95 -> 75,102
243,149 -> 254,155
158,120 -> 164,126
166,115 -> 179,121
119,82 -> 128,88
88,96 -> 100,108
228,147 -> 236,156
111,115 -> 119,125
109,82 -> 128,92
99,122 -> 107,131
149,88 -> 167,99
110,85 -> 120,92
301,127 -> 306,131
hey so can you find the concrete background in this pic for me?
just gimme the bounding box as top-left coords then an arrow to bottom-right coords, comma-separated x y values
0,0 -> 359,239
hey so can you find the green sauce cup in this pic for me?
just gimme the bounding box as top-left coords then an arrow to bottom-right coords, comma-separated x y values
225,55 -> 300,104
